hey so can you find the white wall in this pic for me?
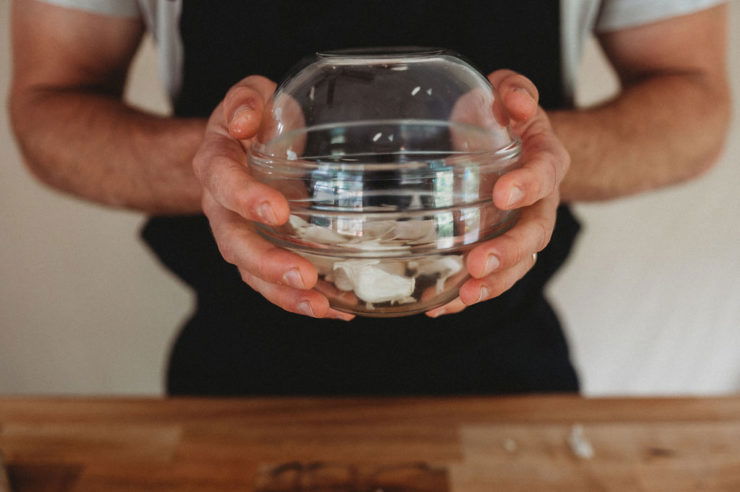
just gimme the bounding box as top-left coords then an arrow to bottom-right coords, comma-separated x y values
1,0 -> 738,395
0,0 -> 190,394
550,2 -> 740,395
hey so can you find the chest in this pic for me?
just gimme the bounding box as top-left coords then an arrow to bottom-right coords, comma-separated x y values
176,0 -> 564,115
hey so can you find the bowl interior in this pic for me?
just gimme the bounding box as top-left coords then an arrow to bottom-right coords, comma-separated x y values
250,120 -> 520,213
248,121 -> 521,317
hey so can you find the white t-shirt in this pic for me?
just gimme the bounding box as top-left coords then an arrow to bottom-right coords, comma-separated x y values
37,0 -> 727,100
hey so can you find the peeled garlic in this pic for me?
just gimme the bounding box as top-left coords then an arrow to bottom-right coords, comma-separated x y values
331,265 -> 354,291
408,255 -> 464,294
288,215 -> 464,306
289,215 -> 347,245
409,255 -> 464,278
333,259 -> 415,304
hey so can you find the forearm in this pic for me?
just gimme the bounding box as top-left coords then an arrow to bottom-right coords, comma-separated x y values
552,72 -> 731,202
10,88 -> 206,214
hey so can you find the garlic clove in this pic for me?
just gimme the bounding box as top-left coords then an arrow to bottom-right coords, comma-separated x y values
409,255 -> 463,278
289,215 -> 348,245
333,259 -> 415,304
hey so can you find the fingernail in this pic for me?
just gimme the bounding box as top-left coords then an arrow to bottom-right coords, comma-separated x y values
234,102 -> 256,118
506,186 -> 524,208
282,268 -> 305,289
486,254 -> 501,273
330,312 -> 354,322
230,106 -> 252,132
513,86 -> 530,97
477,286 -> 490,303
297,301 -> 315,317
257,202 -> 278,224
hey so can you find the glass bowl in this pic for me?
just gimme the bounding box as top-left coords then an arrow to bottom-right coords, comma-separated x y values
248,48 -> 522,317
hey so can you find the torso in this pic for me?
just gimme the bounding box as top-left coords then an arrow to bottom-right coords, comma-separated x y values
142,0 -> 581,396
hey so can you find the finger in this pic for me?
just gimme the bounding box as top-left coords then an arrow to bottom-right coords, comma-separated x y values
293,279 -> 357,321
458,248 -> 539,306
242,271 -> 353,320
426,297 -> 467,318
492,120 -> 569,209
326,308 -> 355,321
222,75 -> 277,140
193,133 -> 289,225
314,279 -> 361,307
257,91 -> 307,150
466,191 -> 558,278
203,191 -> 317,288
488,69 -> 539,122
240,270 -> 331,318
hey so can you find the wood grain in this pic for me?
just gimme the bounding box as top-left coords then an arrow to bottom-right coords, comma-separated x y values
1,396 -> 740,491
0,450 -> 11,492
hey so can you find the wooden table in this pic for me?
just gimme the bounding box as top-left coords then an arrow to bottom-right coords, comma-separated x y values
1,396 -> 740,491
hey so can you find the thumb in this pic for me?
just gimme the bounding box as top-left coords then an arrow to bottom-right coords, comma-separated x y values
222,75 -> 277,140
488,69 -> 539,123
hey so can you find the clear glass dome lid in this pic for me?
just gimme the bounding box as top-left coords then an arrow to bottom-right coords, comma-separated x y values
253,47 -> 516,161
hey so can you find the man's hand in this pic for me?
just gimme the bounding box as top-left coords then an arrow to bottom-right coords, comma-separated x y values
192,76 -> 355,321
426,70 -> 570,317
195,71 -> 568,321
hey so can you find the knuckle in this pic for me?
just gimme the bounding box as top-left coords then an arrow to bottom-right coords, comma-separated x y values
191,151 -> 212,181
530,152 -> 557,198
238,268 -> 255,287
225,85 -> 255,109
201,193 -> 216,215
230,190 -> 253,219
560,146 -> 572,176
277,295 -> 299,314
218,228 -> 247,266
547,155 -> 562,195
508,237 -> 526,266
490,270 -> 523,299
483,275 -> 508,299
494,234 -> 518,268
546,156 -> 558,195
531,167 -> 546,200
218,240 -> 237,265
534,219 -> 551,252
206,156 -> 237,195
255,247 -> 280,280
239,178 -> 261,206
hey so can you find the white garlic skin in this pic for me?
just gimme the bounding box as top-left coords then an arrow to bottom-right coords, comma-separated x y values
287,215 -> 467,310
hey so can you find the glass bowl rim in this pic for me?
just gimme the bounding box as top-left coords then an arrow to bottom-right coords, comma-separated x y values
316,46 -> 449,60
250,119 -> 521,174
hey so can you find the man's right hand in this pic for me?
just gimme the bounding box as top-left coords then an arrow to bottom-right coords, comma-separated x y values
192,76 -> 355,321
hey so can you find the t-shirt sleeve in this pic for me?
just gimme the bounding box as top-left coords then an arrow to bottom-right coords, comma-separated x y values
35,0 -> 141,18
596,0 -> 727,32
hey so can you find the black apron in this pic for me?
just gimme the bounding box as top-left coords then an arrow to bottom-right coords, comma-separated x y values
142,0 -> 582,395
